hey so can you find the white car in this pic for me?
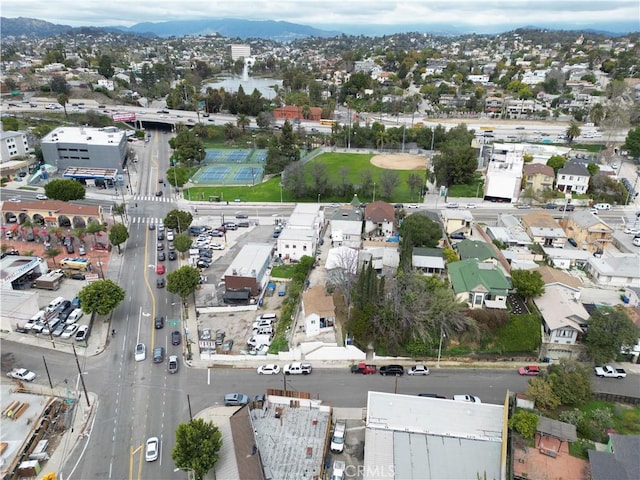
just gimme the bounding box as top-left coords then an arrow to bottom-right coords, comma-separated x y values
36,194 -> 48,200
407,204 -> 419,209
623,227 -> 640,235
465,203 -> 477,209
446,202 -> 459,209
145,437 -> 159,462
257,364 -> 280,375
166,231 -> 174,241
453,394 -> 482,403
7,368 -> 36,382
7,197 -> 21,203
61,323 -> 79,338
135,343 -> 146,362
210,243 -> 224,250
634,237 -> 640,247
407,364 -> 431,376
75,325 -> 89,341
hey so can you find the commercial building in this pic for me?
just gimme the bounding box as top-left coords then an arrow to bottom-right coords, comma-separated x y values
223,243 -> 273,297
41,126 -> 128,175
230,44 -> 251,60
363,391 -> 506,480
483,144 -> 525,202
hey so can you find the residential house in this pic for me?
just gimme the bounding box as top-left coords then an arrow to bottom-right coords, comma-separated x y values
534,266 -> 584,290
522,163 -> 555,193
521,212 -> 567,248
561,210 -> 613,254
455,239 -> 498,264
585,253 -> 640,288
542,245 -> 593,269
441,209 -> 474,236
363,201 -> 395,238
485,96 -> 504,113
556,162 -> 590,194
484,144 -> 525,202
276,228 -> 317,262
301,286 -> 336,337
361,241 -> 399,273
329,207 -> 363,249
589,434 -> 640,480
448,258 -> 511,309
412,248 -> 445,276
533,284 -> 588,360
486,214 -> 533,247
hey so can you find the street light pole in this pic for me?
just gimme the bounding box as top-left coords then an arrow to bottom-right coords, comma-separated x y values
317,193 -> 320,204
373,183 -> 376,203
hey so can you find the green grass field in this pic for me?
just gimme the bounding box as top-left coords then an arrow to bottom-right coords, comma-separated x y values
183,152 -> 428,203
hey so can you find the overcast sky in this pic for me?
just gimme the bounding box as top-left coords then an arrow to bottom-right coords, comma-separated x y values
2,0 -> 639,33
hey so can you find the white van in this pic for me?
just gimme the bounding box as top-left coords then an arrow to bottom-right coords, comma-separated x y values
46,296 -> 66,313
593,203 -> 611,210
258,313 -> 277,322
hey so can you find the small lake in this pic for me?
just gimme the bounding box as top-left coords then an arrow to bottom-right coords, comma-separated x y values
203,76 -> 283,100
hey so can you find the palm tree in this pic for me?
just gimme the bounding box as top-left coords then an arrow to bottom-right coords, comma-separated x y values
44,247 -> 62,268
589,103 -> 605,126
566,122 -> 581,144
376,130 -> 388,151
236,114 -> 250,133
57,93 -> 69,118
86,221 -> 105,248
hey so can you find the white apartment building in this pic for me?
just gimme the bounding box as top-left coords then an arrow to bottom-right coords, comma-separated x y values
231,44 -> 251,61
1,130 -> 30,161
483,144 -> 525,202
556,162 -> 590,195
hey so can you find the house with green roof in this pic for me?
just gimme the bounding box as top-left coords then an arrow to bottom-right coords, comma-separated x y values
455,240 -> 498,264
447,258 -> 511,309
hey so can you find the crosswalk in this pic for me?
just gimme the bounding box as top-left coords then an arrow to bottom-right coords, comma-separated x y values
131,194 -> 174,203
130,216 -> 163,225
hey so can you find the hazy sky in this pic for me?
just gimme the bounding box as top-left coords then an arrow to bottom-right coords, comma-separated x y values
2,0 -> 639,32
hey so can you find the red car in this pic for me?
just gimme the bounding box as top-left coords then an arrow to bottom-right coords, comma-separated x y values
518,365 -> 541,376
156,264 -> 165,275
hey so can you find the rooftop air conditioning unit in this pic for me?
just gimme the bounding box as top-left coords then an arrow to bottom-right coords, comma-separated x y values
232,269 -> 237,275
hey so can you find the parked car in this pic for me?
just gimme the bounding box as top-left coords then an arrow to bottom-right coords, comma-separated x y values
283,362 -> 313,375
518,365 -> 541,376
215,330 -> 226,346
75,325 -> 89,341
418,393 -> 446,399
200,328 -> 211,340
453,394 -> 482,403
450,233 -> 466,240
559,204 -> 575,212
542,203 -> 558,209
158,251 -> 166,261
61,323 -> 79,338
7,368 -> 36,382
168,251 -> 177,261
407,364 -> 430,376
380,365 -> 405,376
135,343 -> 146,361
257,364 -> 280,375
145,437 -> 159,462
567,238 -> 578,247
235,213 -> 249,219
224,393 -> 249,406
351,363 -> 377,374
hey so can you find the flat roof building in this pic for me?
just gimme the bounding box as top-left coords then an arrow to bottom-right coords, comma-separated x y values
364,391 -> 506,480
223,243 -> 273,296
41,126 -> 128,174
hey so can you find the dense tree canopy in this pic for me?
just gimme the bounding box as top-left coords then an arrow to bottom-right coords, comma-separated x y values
167,266 -> 200,300
44,179 -> 86,201
78,279 -> 126,316
172,418 -> 222,480
169,128 -> 205,166
109,223 -> 129,254
585,308 -> 639,364
163,209 -> 193,234
511,270 -> 545,301
398,213 -> 442,248
623,126 -> 640,158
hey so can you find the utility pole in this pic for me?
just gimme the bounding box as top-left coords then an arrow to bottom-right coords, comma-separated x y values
72,344 -> 90,407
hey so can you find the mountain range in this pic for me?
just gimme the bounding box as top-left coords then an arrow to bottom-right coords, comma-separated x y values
0,17 -> 340,41
1,16 -> 636,41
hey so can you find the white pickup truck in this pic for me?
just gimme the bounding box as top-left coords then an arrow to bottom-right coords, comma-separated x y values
283,362 -> 312,375
594,365 -> 627,379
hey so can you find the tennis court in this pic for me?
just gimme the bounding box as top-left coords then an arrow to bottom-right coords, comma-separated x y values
192,148 -> 266,185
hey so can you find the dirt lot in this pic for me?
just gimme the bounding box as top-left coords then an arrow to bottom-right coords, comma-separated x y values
370,153 -> 428,170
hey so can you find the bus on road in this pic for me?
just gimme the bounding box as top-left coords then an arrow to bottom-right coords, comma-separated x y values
319,119 -> 336,126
